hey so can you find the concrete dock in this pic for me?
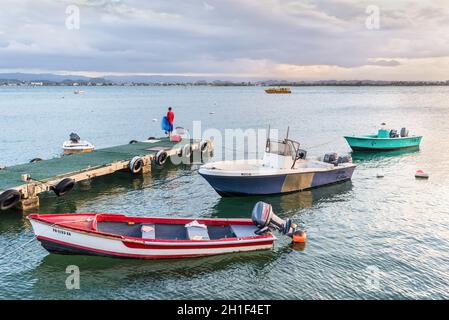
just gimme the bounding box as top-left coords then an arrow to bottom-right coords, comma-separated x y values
0,137 -> 212,211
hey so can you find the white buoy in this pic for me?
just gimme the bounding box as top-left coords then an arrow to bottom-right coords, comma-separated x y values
152,118 -> 157,122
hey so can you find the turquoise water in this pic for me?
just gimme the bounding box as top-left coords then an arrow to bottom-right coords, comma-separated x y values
1,86 -> 449,299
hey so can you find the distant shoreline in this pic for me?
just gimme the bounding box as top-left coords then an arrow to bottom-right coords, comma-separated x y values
2,81 -> 449,87
1,72 -> 448,87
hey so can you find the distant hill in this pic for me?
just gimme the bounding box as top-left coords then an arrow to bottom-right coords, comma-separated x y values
0,72 -> 233,84
104,75 -> 252,84
1,72 -> 448,86
0,72 -> 94,82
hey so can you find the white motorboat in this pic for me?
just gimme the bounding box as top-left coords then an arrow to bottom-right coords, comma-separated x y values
62,133 -> 95,154
199,129 -> 356,196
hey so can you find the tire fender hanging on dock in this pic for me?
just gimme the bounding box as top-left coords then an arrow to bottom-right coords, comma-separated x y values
199,141 -> 209,154
0,189 -> 21,211
155,150 -> 168,166
129,156 -> 144,174
182,144 -> 192,158
51,178 -> 75,197
30,158 -> 43,163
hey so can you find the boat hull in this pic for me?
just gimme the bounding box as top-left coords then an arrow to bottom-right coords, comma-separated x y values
344,136 -> 422,151
63,148 -> 95,155
199,165 -> 356,196
265,91 -> 291,94
29,218 -> 274,259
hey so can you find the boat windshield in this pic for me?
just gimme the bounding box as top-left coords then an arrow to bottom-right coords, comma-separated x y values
265,139 -> 299,157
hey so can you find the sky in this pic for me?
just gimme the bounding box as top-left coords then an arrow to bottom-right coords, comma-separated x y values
1,0 -> 449,80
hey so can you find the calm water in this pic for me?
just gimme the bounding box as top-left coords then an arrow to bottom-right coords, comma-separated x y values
0,86 -> 448,299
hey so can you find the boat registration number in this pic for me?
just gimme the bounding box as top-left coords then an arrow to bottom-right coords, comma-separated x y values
52,228 -> 71,236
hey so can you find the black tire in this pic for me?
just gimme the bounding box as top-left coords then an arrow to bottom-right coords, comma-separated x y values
155,150 -> 168,166
129,140 -> 138,144
0,189 -> 21,211
129,156 -> 144,174
30,158 -> 43,163
182,144 -> 192,158
200,141 -> 209,153
51,178 -> 75,197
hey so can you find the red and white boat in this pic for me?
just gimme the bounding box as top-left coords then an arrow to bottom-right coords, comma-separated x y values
28,202 -> 306,259
28,213 -> 279,259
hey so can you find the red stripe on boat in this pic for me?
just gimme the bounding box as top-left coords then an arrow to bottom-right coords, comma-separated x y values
36,236 -> 273,259
122,239 -> 275,249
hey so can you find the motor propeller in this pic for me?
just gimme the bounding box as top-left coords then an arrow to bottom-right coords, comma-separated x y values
251,201 -> 306,243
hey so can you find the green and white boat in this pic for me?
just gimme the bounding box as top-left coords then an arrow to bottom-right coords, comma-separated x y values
344,125 -> 422,152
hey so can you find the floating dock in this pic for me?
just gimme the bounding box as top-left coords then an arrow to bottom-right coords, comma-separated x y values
0,137 -> 212,211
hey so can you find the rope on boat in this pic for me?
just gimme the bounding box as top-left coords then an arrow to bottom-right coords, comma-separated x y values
1,217 -> 91,259
304,139 -> 335,150
2,236 -> 36,259
222,146 -> 258,155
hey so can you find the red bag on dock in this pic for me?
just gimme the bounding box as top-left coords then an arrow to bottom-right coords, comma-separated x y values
170,135 -> 182,142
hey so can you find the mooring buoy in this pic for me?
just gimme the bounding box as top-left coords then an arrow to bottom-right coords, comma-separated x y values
415,169 -> 429,179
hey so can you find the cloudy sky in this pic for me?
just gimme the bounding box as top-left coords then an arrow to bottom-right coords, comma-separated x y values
1,0 -> 449,80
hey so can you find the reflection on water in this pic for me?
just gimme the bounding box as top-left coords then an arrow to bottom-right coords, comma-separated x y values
211,181 -> 353,219
351,148 -> 420,162
34,249 -> 275,278
0,211 -> 30,235
291,242 -> 307,252
36,163 -> 197,214
28,246 -> 287,299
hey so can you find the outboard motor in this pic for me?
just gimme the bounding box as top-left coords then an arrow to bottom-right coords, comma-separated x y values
252,202 -> 306,242
337,154 -> 352,164
252,201 -> 291,235
400,127 -> 409,137
389,129 -> 399,138
69,132 -> 81,143
323,152 -> 338,165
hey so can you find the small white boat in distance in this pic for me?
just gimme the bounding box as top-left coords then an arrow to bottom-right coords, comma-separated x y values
74,90 -> 85,94
199,127 -> 356,196
62,133 -> 95,154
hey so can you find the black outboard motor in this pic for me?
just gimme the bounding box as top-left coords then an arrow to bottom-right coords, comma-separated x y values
323,152 -> 338,165
252,202 -> 293,235
69,132 -> 81,143
400,127 -> 409,137
252,202 -> 307,242
337,154 -> 352,164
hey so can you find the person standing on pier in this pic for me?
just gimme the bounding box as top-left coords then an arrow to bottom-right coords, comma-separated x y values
166,107 -> 175,136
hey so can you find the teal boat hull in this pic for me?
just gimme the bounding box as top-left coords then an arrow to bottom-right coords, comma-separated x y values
344,135 -> 422,151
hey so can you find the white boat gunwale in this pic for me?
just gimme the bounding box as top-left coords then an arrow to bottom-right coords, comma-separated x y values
343,135 -> 422,140
199,160 -> 355,177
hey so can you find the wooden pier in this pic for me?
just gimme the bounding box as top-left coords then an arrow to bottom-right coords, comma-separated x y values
0,137 -> 212,211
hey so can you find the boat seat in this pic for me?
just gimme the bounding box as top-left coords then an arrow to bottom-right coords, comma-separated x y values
185,220 -> 210,240
141,224 -> 156,239
230,225 -> 258,238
